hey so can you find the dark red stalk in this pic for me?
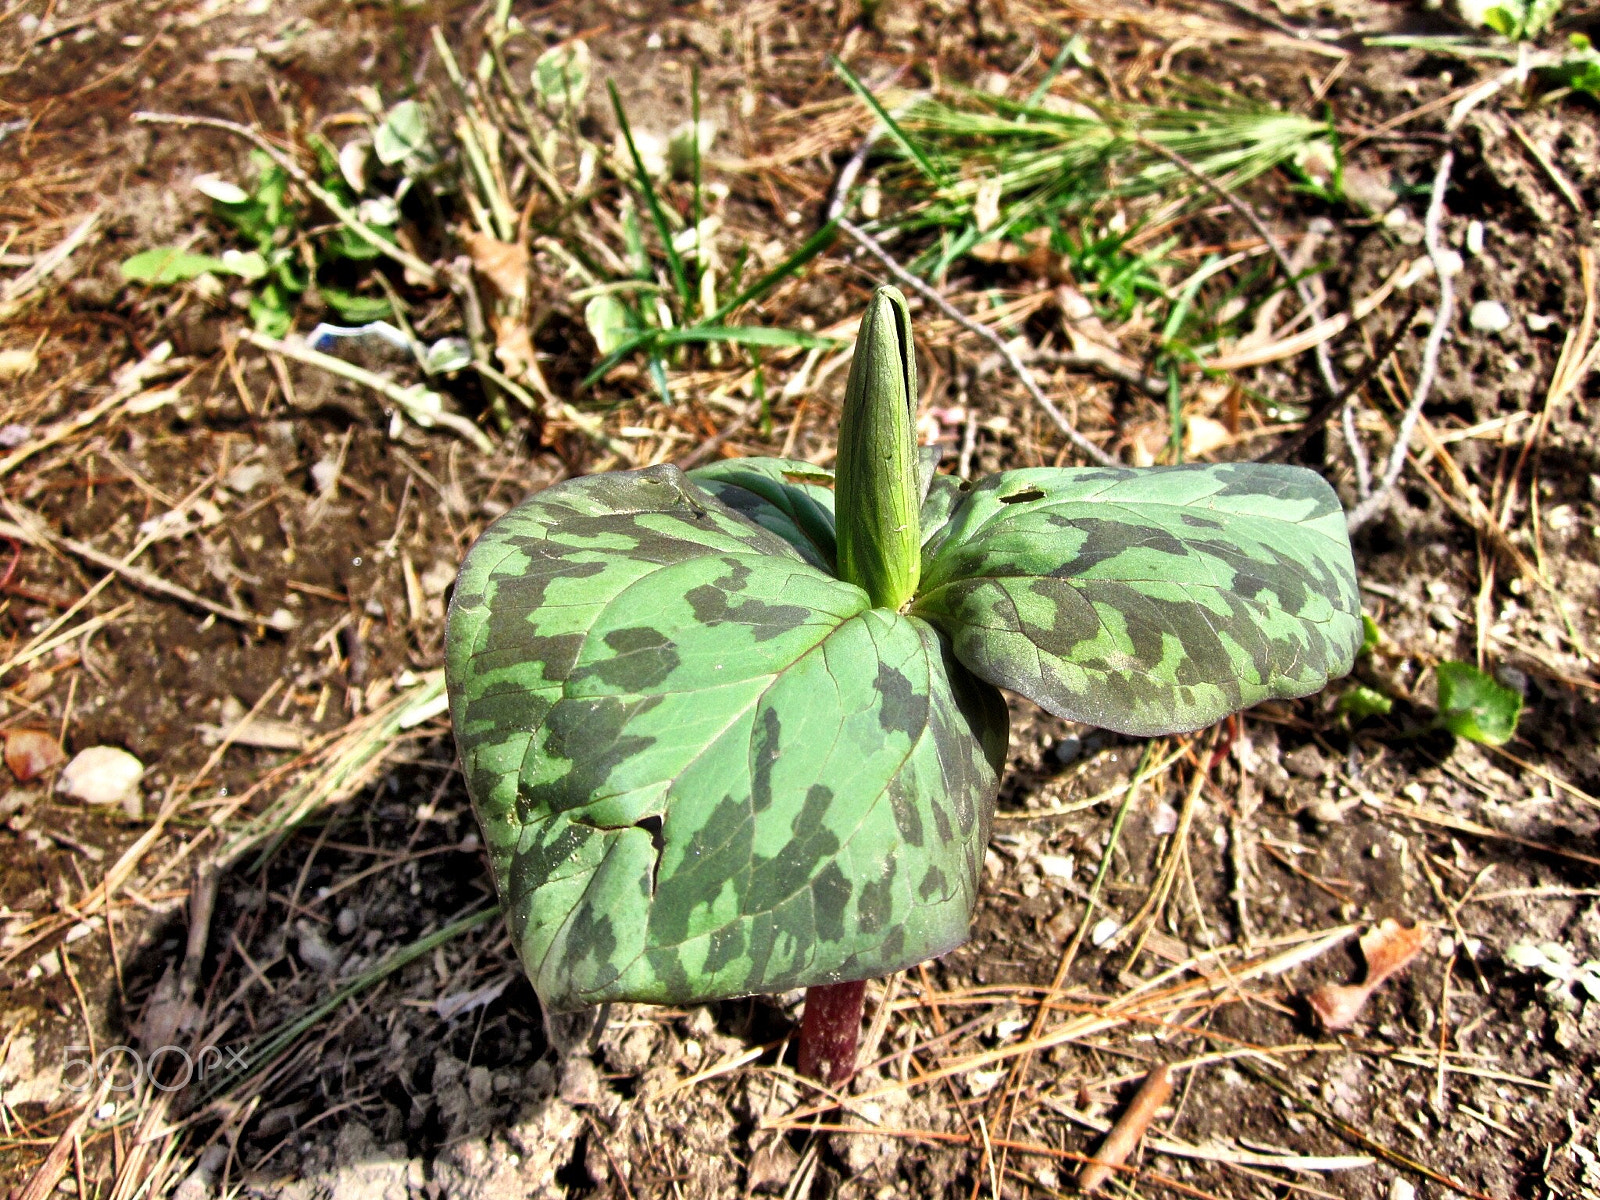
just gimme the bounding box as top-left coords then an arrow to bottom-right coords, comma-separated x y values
797,979 -> 868,1086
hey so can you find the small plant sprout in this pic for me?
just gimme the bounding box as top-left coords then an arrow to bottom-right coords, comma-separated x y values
444,286 -> 1362,1084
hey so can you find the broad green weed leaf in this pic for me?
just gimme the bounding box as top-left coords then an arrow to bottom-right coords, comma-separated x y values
320,286 -> 392,323
912,463 -> 1361,736
532,41 -> 590,110
1435,661 -> 1522,745
121,247 -> 263,284
374,99 -> 430,166
1338,685 -> 1392,719
446,465 -> 1006,1011
583,293 -> 634,356
121,248 -> 232,284
1361,613 -> 1381,655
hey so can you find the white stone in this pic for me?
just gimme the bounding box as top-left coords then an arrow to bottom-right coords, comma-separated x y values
57,746 -> 144,809
1469,300 -> 1512,333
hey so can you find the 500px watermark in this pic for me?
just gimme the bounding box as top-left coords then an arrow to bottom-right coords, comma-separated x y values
62,1044 -> 248,1093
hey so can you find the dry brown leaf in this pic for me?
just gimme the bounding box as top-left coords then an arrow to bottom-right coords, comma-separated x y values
1183,414 -> 1232,459
463,231 -> 528,303
1307,919 -> 1428,1031
5,728 -> 66,782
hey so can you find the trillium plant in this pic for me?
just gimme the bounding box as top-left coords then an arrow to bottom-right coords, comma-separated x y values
445,286 -> 1361,1084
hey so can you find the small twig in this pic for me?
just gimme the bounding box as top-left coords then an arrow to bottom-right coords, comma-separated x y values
0,505 -> 296,631
678,400 -> 760,469
1238,1061 -> 1497,1200
827,131 -> 1117,467
1346,150 -> 1456,532
240,329 -> 493,453
1260,299 -> 1421,462
1024,348 -> 1167,400
0,211 -> 102,319
1133,135 -> 1342,406
132,112 -> 438,285
1077,1064 -> 1174,1192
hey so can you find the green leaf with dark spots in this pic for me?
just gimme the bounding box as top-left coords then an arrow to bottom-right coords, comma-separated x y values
686,457 -> 838,570
446,465 -> 1007,1011
911,463 -> 1362,736
446,288 -> 1361,1017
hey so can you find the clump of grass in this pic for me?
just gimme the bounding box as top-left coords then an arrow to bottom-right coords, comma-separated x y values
893,91 -> 1332,233
834,60 -> 1338,460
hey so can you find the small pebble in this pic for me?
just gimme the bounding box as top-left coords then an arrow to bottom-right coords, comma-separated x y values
1037,854 -> 1075,882
335,907 -> 359,937
1050,734 -> 1082,765
1469,299 -> 1511,333
1465,219 -> 1485,255
1527,312 -> 1558,332
57,746 -> 144,815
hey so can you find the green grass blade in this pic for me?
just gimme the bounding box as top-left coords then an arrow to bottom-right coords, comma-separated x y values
581,324 -> 840,388
197,906 -> 499,1105
1023,38 -> 1079,110
652,325 -> 840,351
691,63 -> 704,317
609,82 -> 693,309
582,330 -> 661,387
831,56 -> 946,187
705,220 -> 838,324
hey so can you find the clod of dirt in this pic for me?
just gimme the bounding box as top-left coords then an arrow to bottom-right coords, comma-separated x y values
56,745 -> 144,814
4,728 -> 66,782
1282,743 -> 1331,780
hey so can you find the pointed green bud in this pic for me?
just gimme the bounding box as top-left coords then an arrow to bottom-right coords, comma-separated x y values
836,285 -> 920,611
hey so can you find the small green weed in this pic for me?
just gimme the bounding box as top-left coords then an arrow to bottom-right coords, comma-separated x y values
120,99 -> 423,335
1434,660 -> 1524,746
1460,0 -> 1565,40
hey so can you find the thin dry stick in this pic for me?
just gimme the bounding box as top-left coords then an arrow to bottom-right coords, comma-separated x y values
0,506 -> 295,631
1077,1063 -> 1174,1192
826,131 -> 1118,467
0,211 -> 102,318
1128,135 -> 1363,479
133,112 -> 438,285
1260,299 -> 1421,463
1346,149 -> 1456,531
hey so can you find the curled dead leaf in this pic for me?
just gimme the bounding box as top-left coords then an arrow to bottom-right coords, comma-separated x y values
462,231 -> 528,304
1307,919 -> 1428,1031
4,728 -> 66,782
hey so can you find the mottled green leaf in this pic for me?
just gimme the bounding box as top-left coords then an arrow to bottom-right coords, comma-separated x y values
912,463 -> 1362,736
1435,661 -> 1522,746
687,458 -> 837,570
446,465 -> 1007,1012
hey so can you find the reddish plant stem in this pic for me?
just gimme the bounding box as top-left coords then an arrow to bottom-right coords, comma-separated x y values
797,979 -> 867,1086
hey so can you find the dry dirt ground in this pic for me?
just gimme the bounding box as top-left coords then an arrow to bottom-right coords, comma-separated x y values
2,1 -> 1600,1197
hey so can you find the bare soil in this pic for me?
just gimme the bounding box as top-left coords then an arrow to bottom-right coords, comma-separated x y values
3,2 -> 1599,1198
